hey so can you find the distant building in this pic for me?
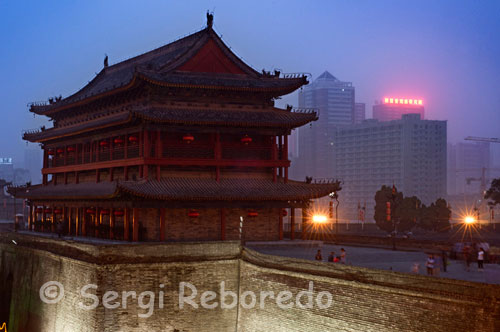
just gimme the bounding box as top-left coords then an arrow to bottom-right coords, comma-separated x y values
373,97 -> 425,122
24,148 -> 42,184
0,158 -> 14,182
353,102 -> 365,124
292,71 -> 355,180
333,114 -> 447,221
447,142 -> 492,196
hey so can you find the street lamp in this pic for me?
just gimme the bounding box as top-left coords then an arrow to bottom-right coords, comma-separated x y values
329,191 -> 339,243
312,215 -> 328,223
464,216 -> 476,224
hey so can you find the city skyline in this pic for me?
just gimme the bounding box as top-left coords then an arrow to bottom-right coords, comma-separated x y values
1,1 -> 500,166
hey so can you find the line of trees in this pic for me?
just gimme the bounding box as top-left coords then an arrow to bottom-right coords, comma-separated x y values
374,185 -> 451,234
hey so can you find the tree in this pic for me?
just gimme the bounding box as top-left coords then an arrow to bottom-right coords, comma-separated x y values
485,178 -> 500,207
418,198 -> 451,232
398,196 -> 422,232
374,185 -> 404,233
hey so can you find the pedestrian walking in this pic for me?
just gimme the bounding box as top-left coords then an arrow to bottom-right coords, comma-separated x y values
477,247 -> 485,270
315,249 -> 322,261
426,254 -> 435,276
441,250 -> 448,273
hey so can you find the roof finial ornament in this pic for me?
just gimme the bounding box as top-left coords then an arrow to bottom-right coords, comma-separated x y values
206,11 -> 214,29
104,54 -> 108,68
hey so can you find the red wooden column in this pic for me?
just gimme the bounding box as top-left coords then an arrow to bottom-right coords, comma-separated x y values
81,208 -> 87,236
279,209 -> 283,240
156,130 -> 162,180
75,207 -> 80,237
143,130 -> 150,179
272,136 -> 277,183
220,208 -> 226,240
42,207 -> 46,232
50,206 -> 55,233
290,208 -> 295,240
278,136 -> 283,178
132,208 -> 139,242
284,135 -> 289,183
93,208 -> 99,238
42,150 -> 48,185
109,208 -> 115,240
215,133 -> 221,182
160,208 -> 166,241
124,208 -> 130,241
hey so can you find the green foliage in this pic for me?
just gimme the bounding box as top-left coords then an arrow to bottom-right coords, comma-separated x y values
485,178 -> 500,207
418,198 -> 451,232
374,186 -> 450,233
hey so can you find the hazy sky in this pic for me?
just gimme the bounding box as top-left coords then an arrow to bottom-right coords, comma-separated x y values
1,0 -> 499,167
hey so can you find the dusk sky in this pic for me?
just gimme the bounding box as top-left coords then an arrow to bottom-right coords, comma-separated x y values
1,0 -> 500,167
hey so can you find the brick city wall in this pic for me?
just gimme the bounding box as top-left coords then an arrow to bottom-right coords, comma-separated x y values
1,233 -> 499,332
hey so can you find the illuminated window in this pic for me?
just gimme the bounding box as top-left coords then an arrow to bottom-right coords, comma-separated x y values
395,99 -> 399,104
418,100 -> 423,105
409,99 -> 413,104
404,99 -> 408,104
384,98 -> 389,103
399,99 -> 403,104
389,98 -> 394,103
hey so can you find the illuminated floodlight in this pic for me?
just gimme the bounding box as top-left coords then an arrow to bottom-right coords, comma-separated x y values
312,215 -> 328,223
464,216 -> 476,224
389,98 -> 394,103
384,98 -> 389,103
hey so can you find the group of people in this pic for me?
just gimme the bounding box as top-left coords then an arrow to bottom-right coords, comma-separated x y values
315,248 -> 347,264
462,244 -> 486,272
421,246 -> 486,276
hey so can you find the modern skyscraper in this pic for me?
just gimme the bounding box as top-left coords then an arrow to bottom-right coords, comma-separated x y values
291,71 -> 355,180
373,97 -> 425,122
354,102 -> 366,124
333,114 -> 447,221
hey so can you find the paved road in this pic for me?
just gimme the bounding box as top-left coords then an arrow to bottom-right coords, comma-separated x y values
250,243 -> 500,285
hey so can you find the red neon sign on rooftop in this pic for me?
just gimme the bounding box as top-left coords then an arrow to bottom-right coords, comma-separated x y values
383,97 -> 423,105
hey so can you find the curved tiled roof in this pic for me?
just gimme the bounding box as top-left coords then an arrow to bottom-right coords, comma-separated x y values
10,179 -> 341,202
30,27 -> 307,116
23,106 -> 317,142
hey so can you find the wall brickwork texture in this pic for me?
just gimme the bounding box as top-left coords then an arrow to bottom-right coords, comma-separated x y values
0,234 -> 499,332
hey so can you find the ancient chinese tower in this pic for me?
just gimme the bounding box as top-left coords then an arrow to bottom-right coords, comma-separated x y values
12,16 -> 340,242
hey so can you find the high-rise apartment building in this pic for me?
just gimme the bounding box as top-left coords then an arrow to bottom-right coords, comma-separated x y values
291,71 -> 355,180
354,102 -> 366,124
333,114 -> 447,221
373,97 -> 425,122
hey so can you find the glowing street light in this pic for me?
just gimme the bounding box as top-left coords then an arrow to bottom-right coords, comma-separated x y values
312,215 -> 328,223
464,216 -> 476,224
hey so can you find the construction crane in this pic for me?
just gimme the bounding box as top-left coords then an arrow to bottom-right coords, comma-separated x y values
461,136 -> 500,193
464,136 -> 500,144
